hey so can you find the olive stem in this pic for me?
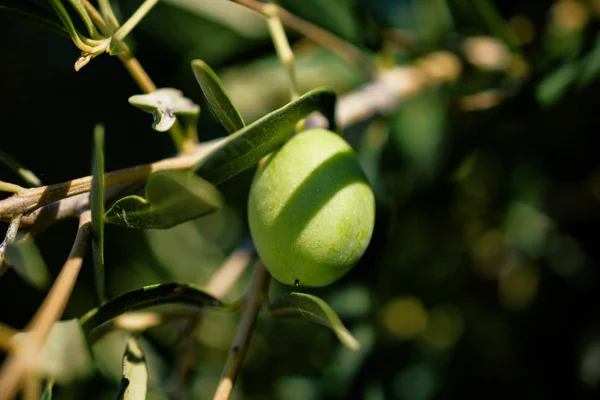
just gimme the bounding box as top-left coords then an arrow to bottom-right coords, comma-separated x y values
263,4 -> 298,100
213,263 -> 270,400
230,0 -> 375,78
0,140 -> 222,222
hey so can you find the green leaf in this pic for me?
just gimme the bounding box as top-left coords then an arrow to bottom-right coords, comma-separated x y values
0,148 -> 41,187
4,235 -> 50,290
41,380 -> 54,400
91,124 -> 106,303
579,32 -> 600,87
80,283 -> 225,338
266,292 -> 360,350
104,170 -> 223,229
116,336 -> 148,400
191,59 -> 245,133
13,319 -> 94,384
536,62 -> 579,106
66,0 -> 98,37
0,0 -> 68,38
193,87 -> 337,184
129,88 -> 200,132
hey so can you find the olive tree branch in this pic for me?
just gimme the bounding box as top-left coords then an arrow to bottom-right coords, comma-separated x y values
213,263 -> 270,400
0,141 -> 221,222
0,211 -> 92,400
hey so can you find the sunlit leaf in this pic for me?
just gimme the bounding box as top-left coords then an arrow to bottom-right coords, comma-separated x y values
91,124 -> 106,303
115,336 -> 148,400
4,235 -> 50,290
13,319 -> 94,384
129,88 -> 200,132
80,283 -> 225,337
0,0 -> 68,38
104,170 -> 223,229
191,59 -> 245,133
193,87 -> 337,184
266,292 -> 360,350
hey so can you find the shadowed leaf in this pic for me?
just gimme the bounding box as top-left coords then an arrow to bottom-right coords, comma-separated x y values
266,292 -> 360,350
91,124 -> 106,303
80,283 -> 225,337
12,319 -> 94,384
0,0 -> 68,38
193,87 -> 337,184
191,59 -> 245,133
104,170 -> 223,229
4,236 -> 50,290
129,88 -> 200,132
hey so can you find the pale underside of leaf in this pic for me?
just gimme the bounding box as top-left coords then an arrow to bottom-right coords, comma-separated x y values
118,336 -> 148,400
129,88 -> 200,132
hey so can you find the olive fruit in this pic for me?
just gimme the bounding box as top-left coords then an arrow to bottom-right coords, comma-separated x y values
248,128 -> 375,287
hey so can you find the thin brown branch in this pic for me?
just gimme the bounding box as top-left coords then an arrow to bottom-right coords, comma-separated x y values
231,0 -> 375,78
0,211 -> 92,400
0,215 -> 23,280
213,263 -> 270,400
305,50 -> 464,129
0,141 -> 220,222
0,323 -> 17,353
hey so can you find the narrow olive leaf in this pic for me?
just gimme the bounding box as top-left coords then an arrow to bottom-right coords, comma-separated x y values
266,292 -> 360,351
41,380 -> 54,400
104,170 -> 223,229
191,59 -> 245,133
116,336 -> 148,400
0,0 -> 68,38
12,319 -> 94,384
536,62 -> 579,106
193,87 -> 337,184
4,236 -> 50,290
129,88 -> 200,132
79,282 -> 224,336
0,148 -> 42,187
91,124 -> 106,304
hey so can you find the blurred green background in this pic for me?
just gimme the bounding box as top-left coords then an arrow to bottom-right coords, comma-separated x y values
2,0 -> 600,399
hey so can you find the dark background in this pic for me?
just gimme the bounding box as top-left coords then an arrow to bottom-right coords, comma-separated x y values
2,0 -> 600,399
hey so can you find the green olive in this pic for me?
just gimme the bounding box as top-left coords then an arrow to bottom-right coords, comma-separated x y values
248,128 -> 375,287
